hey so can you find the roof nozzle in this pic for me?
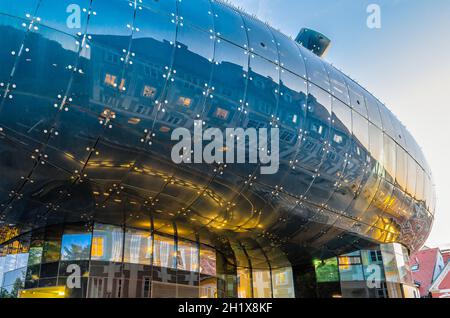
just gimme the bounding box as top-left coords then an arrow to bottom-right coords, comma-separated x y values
295,28 -> 331,58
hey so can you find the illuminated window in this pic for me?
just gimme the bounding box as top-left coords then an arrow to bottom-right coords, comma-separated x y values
177,97 -> 192,108
91,237 -> 104,258
214,107 -> 229,120
61,233 -> 92,261
143,85 -> 156,98
104,74 -> 117,87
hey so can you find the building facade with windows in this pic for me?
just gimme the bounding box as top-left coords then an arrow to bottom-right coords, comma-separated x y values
0,0 -> 435,298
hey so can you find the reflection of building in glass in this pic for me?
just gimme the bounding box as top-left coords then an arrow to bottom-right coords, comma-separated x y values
0,0 -> 435,298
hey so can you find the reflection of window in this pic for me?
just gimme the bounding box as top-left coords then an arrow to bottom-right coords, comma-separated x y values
177,97 -> 192,108
214,107 -> 229,120
143,85 -> 156,98
177,240 -> 199,272
61,233 -> 92,261
91,237 -> 104,258
104,74 -> 117,87
411,264 -> 419,272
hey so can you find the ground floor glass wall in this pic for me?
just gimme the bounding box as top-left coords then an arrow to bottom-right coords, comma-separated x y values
0,222 -> 295,298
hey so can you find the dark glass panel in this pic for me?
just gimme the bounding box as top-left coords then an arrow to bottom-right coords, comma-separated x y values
345,77 -> 368,118
211,1 -> 247,48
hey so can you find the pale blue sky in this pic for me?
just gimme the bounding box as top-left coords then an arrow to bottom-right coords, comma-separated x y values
229,0 -> 450,248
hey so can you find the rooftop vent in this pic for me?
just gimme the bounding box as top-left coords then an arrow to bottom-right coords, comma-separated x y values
295,28 -> 331,58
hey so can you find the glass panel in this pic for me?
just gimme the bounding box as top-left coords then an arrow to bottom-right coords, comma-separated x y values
42,226 -> 63,264
0,256 -> 5,288
252,269 -> 272,298
91,224 -> 124,262
325,63 -> 350,105
36,0 -> 90,36
246,55 -> 279,124
272,32 -> 306,78
0,0 -> 40,18
302,47 -> 330,92
211,1 -> 247,48
177,240 -> 199,272
237,268 -> 252,298
345,77 -> 368,118
88,0 -> 135,51
378,103 -> 396,139
383,135 -> 397,184
279,69 -> 307,130
27,230 -> 44,266
272,267 -> 295,298
395,145 -> 408,190
153,234 -> 175,269
406,155 -> 417,197
332,98 -> 352,134
242,15 -> 278,62
60,225 -> 92,261
352,111 -> 369,151
339,264 -> 364,281
123,228 -> 152,265
415,167 -> 425,203
314,258 -> 340,283
178,0 -> 213,31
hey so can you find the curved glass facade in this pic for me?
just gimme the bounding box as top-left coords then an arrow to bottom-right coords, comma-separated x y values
0,0 -> 435,298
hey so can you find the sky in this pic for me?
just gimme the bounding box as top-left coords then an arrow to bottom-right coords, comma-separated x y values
228,0 -> 450,249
